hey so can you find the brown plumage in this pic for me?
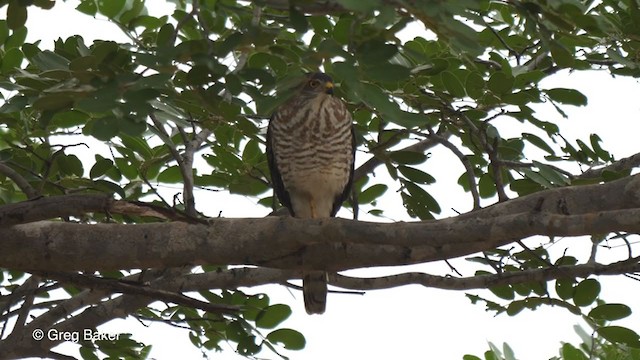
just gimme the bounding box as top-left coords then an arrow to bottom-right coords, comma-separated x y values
266,72 -> 355,314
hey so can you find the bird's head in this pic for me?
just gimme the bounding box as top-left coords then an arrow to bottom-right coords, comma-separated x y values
302,72 -> 335,96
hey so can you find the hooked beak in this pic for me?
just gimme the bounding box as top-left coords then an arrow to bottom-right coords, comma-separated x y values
325,81 -> 334,95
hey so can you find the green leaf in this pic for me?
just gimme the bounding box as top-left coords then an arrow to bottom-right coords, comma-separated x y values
561,343 -> 588,360
6,27 -> 27,50
56,154 -> 84,177
266,329 -> 306,350
545,88 -> 587,106
365,63 -> 410,83
333,61 -> 358,82
0,20 -> 9,44
489,284 -> 514,300
597,326 -> 640,347
90,157 -> 115,179
555,279 -> 575,300
289,7 -> 308,32
513,70 -> 546,88
403,181 -> 440,215
97,0 -> 126,18
7,2 -> 27,30
158,166 -> 183,183
589,134 -> 611,161
522,133 -> 554,155
93,179 -> 125,198
1,47 -> 23,73
487,72 -> 514,95
33,94 -> 74,111
589,304 -> 632,321
441,71 -> 466,98
237,337 -> 261,355
51,110 -> 90,129
478,173 -> 497,198
255,304 -> 292,329
533,161 -> 569,186
335,0 -> 381,12
77,0 -> 98,15
119,134 -> 152,158
359,184 -> 388,204
356,40 -> 397,65
465,72 -> 485,99
389,151 -> 427,165
241,139 -> 261,164
86,117 -> 119,141
242,294 -> 270,321
398,166 -> 435,184
79,346 -> 100,360
506,300 -> 525,316
549,40 -> 574,68
573,278 -> 600,307
31,50 -> 70,71
509,178 -> 543,195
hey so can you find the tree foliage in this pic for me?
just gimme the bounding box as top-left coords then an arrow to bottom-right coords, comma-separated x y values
1,0 -> 640,358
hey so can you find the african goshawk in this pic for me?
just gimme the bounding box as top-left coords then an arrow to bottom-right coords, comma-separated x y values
266,72 -> 355,314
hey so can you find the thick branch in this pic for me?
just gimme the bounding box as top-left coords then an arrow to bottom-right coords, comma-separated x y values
0,194 -> 192,227
0,194 -> 112,226
2,175 -> 640,272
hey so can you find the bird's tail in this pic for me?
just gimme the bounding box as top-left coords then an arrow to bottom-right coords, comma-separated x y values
303,271 -> 327,314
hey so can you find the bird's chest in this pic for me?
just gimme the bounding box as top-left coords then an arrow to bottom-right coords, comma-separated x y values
288,101 -> 344,150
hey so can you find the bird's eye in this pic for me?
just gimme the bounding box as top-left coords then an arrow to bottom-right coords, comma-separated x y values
309,79 -> 321,88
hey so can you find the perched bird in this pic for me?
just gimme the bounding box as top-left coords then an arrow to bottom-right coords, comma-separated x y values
266,72 -> 355,314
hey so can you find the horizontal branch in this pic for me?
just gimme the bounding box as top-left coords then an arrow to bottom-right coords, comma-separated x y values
331,259 -> 640,290
0,194 -> 112,226
31,271 -> 240,314
0,194 -> 194,227
134,259 -> 640,293
577,152 -> 640,179
1,175 -> 640,272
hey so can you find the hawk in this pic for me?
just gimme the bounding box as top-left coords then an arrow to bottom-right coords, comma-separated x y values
266,72 -> 355,314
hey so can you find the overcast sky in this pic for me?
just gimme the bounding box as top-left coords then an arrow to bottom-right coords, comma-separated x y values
15,1 -> 640,359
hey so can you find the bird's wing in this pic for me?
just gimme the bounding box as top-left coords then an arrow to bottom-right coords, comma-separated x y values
330,124 -> 356,217
266,113 -> 294,216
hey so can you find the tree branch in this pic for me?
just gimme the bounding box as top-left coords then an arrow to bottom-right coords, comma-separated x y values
0,162 -> 39,199
0,194 -> 113,226
2,174 -> 640,271
577,152 -> 640,179
30,271 -> 239,314
331,259 -> 640,290
426,129 -> 481,209
353,136 -> 444,182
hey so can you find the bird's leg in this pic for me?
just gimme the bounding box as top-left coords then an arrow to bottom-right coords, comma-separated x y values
310,198 -> 317,219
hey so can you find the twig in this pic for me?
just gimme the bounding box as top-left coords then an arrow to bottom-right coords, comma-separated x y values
577,152 -> 640,179
488,137 -> 509,201
0,162 -> 39,199
331,259 -> 640,291
353,135 -> 446,182
426,129 -> 481,209
31,271 -> 239,314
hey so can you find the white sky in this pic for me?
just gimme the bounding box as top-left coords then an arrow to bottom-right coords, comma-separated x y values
10,1 -> 640,359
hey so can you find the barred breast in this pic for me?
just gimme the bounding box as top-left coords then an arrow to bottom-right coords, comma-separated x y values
269,93 -> 354,218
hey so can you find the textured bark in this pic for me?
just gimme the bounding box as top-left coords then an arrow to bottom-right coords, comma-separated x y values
1,174 -> 640,272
